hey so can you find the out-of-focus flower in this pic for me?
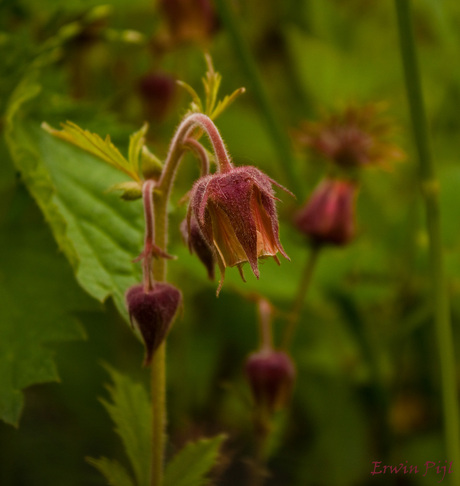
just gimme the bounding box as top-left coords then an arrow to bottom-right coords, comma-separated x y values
126,283 -> 182,365
295,104 -> 404,169
159,0 -> 219,46
295,178 -> 357,246
188,166 -> 292,293
138,71 -> 177,121
180,215 -> 215,280
245,349 -> 296,412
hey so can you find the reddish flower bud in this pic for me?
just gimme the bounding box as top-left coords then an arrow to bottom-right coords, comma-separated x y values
188,166 -> 292,293
245,349 -> 296,412
295,178 -> 357,246
180,216 -> 215,280
138,71 -> 177,121
126,283 -> 182,365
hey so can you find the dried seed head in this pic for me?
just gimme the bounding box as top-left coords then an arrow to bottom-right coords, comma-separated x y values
188,166 -> 292,294
245,349 -> 296,412
295,178 -> 357,247
126,283 -> 182,365
295,104 -> 404,169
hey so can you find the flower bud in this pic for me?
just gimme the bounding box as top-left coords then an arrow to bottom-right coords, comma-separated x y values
138,71 -> 177,121
180,216 -> 215,280
126,283 -> 182,365
245,349 -> 296,412
295,178 -> 357,246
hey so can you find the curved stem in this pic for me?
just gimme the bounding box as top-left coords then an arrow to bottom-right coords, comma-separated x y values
142,180 -> 155,292
394,1 -> 460,481
282,245 -> 320,349
159,113 -> 232,197
183,137 -> 210,175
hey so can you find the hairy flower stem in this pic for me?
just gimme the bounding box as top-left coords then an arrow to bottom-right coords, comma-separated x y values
142,180 -> 155,292
394,1 -> 460,481
282,245 -> 320,349
148,113 -> 232,486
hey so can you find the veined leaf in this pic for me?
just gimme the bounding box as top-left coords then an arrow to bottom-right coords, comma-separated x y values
101,365 -> 151,486
0,175 -> 91,425
6,77 -> 143,318
164,434 -> 226,486
87,457 -> 136,486
42,121 -> 140,181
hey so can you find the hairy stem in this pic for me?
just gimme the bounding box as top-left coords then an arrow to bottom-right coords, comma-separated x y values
282,245 -> 320,349
394,1 -> 460,481
149,113 -> 231,485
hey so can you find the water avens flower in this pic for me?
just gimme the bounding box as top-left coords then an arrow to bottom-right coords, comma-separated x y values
126,283 -> 182,366
188,166 -> 292,294
295,178 -> 357,247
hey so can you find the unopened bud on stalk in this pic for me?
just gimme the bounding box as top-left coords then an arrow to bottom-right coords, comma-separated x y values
245,349 -> 296,412
126,283 -> 182,365
295,178 -> 357,247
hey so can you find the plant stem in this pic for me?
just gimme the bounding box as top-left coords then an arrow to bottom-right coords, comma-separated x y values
394,1 -> 459,481
148,113 -> 232,486
282,245 -> 320,349
213,0 -> 301,196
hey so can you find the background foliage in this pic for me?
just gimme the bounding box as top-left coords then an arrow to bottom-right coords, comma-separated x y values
2,0 -> 460,485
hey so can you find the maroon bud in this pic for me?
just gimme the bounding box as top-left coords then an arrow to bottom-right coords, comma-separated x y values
295,178 -> 357,246
138,71 -> 177,121
245,349 -> 296,412
126,283 -> 182,365
180,216 -> 215,280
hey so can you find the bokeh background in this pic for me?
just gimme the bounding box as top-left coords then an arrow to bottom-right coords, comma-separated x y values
2,0 -> 460,485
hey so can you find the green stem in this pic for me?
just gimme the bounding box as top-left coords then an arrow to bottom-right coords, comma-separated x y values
282,245 -> 320,349
148,113 -> 232,486
394,1 -> 460,481
213,0 -> 300,195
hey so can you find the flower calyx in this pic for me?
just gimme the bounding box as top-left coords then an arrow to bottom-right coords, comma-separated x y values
126,282 -> 182,365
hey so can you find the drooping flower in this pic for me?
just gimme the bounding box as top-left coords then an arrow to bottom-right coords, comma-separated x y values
187,166 -> 292,293
245,349 -> 296,412
295,178 -> 357,246
180,215 -> 215,280
295,104 -> 404,169
126,283 -> 182,365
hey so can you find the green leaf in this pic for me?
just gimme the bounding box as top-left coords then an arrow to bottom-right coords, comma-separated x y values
5,77 -> 143,318
42,121 -> 140,181
0,176 -> 91,425
101,365 -> 151,486
164,434 -> 226,486
128,123 -> 148,178
87,457 -> 136,486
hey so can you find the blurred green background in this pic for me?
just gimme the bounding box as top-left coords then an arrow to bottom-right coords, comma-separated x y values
2,0 -> 460,485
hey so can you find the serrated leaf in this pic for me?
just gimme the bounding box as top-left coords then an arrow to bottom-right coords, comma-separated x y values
211,87 -> 246,120
0,177 -> 91,425
42,121 -> 140,181
5,77 -> 143,318
87,457 -> 136,486
128,123 -> 148,177
101,365 -> 151,486
177,80 -> 203,114
164,434 -> 226,486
